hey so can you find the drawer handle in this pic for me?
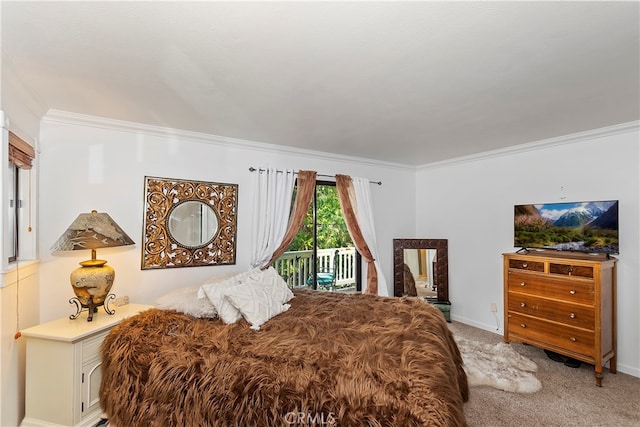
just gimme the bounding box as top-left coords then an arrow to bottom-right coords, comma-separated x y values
569,290 -> 576,295
522,263 -> 528,268
520,302 -> 526,308
570,313 -> 576,319
520,281 -> 526,287
520,323 -> 526,328
570,337 -> 577,342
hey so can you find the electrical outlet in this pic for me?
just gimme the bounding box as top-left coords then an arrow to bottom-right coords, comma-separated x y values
490,302 -> 497,312
114,295 -> 129,306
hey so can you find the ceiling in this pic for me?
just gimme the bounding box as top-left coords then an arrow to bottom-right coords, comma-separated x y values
2,1 -> 638,166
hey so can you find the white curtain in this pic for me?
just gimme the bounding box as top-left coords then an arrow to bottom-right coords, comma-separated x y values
250,168 -> 296,268
352,177 -> 389,296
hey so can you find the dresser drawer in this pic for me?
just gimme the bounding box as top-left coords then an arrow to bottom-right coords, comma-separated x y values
508,272 -> 594,304
549,263 -> 594,278
508,258 -> 544,272
507,293 -> 595,329
507,312 -> 594,357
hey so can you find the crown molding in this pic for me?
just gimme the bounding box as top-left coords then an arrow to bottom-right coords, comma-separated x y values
42,109 -> 413,172
41,110 -> 638,172
417,120 -> 640,170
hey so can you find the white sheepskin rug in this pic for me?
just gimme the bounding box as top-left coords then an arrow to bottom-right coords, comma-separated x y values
455,336 -> 542,393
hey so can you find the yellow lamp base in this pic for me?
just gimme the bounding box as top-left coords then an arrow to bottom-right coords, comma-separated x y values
69,259 -> 116,322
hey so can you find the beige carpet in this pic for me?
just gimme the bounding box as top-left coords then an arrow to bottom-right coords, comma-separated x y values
449,321 -> 640,427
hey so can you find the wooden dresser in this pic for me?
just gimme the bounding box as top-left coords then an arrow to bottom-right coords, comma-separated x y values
503,251 -> 617,386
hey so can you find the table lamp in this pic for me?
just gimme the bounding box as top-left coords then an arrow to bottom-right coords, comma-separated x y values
51,210 -> 135,321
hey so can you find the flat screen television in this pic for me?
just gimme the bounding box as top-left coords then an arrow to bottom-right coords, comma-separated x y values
514,200 -> 619,255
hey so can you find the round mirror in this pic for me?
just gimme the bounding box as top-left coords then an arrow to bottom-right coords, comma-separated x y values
168,201 -> 218,248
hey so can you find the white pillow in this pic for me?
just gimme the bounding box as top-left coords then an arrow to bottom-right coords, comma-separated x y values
201,271 -> 240,286
198,269 -> 261,324
155,286 -> 217,318
248,266 -> 294,304
197,270 -> 254,299
224,280 -> 291,330
199,276 -> 244,324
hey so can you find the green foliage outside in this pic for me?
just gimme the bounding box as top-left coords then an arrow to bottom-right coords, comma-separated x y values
275,184 -> 356,291
288,185 -> 353,251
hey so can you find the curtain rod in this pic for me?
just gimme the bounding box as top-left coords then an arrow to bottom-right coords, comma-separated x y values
248,167 -> 382,185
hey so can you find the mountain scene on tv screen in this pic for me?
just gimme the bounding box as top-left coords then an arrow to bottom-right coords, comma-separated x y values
514,201 -> 619,253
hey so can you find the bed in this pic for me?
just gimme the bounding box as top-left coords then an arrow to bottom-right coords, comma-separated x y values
99,289 -> 468,426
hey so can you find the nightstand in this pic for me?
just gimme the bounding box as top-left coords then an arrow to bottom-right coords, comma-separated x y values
21,304 -> 152,427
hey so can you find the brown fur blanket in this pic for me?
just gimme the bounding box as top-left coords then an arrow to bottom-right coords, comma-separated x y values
100,290 -> 468,426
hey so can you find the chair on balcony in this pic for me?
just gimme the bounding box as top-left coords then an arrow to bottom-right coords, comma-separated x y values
307,249 -> 339,289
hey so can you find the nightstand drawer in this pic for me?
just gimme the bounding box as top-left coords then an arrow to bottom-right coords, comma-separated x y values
82,330 -> 110,363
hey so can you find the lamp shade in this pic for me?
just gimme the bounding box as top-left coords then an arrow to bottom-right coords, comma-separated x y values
52,210 -> 135,252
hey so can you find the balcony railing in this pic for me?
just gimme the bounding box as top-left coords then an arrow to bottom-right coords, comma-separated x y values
273,247 -> 357,290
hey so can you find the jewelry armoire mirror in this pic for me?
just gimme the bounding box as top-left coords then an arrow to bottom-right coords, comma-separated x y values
393,238 -> 449,303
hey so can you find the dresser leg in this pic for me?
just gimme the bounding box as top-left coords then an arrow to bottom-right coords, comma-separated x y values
609,356 -> 617,374
595,369 -> 603,387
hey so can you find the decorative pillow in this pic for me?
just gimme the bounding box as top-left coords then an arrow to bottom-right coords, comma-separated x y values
197,270 -> 252,298
155,286 -> 217,318
199,277 -> 244,324
224,280 -> 291,330
198,269 -> 261,324
247,266 -> 294,304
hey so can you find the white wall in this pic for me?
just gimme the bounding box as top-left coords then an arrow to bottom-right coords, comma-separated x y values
415,123 -> 640,377
0,262 -> 38,427
37,112 -> 416,323
1,41 -> 46,422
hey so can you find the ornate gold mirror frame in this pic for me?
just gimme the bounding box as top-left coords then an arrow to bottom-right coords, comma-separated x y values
141,176 -> 238,269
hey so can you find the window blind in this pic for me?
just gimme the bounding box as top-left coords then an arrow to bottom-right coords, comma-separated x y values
9,131 -> 35,169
